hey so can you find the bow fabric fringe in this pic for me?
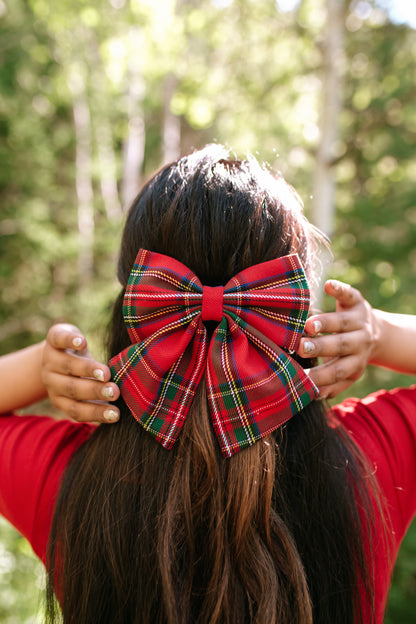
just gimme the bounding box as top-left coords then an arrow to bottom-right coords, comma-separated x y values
109,249 -> 318,457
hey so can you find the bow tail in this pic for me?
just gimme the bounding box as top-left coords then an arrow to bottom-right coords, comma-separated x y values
206,319 -> 318,457
110,318 -> 208,449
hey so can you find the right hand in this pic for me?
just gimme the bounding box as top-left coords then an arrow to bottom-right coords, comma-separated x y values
41,323 -> 120,423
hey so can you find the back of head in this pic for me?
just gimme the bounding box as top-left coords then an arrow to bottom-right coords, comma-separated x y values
47,146 -> 375,624
116,144 -> 318,288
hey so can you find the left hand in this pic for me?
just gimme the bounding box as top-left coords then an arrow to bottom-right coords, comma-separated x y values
297,280 -> 377,399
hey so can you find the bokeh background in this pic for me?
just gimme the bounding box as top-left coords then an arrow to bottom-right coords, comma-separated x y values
1,0 -> 416,620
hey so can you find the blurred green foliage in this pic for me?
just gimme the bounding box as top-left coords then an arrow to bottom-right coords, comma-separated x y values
1,0 -> 416,620
0,518 -> 43,623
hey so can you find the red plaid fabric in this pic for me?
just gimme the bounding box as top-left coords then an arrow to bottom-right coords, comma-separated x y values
109,249 -> 318,457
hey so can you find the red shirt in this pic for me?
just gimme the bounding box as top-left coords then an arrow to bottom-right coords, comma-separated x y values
1,387 -> 416,621
0,415 -> 94,563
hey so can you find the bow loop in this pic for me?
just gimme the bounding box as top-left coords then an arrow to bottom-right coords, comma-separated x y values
109,249 -> 318,457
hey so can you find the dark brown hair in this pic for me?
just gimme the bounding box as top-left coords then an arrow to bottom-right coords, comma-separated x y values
47,145 -> 379,623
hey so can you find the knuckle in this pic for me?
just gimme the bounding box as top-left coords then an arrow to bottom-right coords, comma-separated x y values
362,325 -> 372,345
345,286 -> 355,302
344,283 -> 359,303
66,379 -> 77,400
335,365 -> 346,381
340,315 -> 350,332
338,336 -> 350,356
362,336 -> 371,351
63,356 -> 74,376
68,402 -> 80,422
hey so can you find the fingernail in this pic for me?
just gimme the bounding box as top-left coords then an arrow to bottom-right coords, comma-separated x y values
304,341 -> 315,354
319,394 -> 328,401
102,386 -> 114,399
313,321 -> 322,334
72,337 -> 83,348
104,409 -> 119,423
328,279 -> 341,291
93,369 -> 105,382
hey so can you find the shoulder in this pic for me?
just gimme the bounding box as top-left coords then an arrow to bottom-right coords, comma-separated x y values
0,413 -> 96,562
332,386 -> 416,451
333,385 -> 416,416
0,412 -> 96,464
332,387 -> 416,538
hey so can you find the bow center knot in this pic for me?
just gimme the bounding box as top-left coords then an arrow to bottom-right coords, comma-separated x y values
201,286 -> 224,322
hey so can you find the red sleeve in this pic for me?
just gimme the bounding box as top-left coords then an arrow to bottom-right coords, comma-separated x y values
332,387 -> 416,622
0,413 -> 94,564
333,386 -> 416,548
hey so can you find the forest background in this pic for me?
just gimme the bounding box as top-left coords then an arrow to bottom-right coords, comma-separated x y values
1,0 -> 416,621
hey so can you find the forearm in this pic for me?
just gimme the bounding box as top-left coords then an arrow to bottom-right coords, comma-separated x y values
0,342 -> 47,413
370,310 -> 416,375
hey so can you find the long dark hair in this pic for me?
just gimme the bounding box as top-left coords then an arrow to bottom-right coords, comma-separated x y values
46,145 -> 380,623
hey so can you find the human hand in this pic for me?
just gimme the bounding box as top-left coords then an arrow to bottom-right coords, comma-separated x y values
41,323 -> 120,423
297,280 -> 377,399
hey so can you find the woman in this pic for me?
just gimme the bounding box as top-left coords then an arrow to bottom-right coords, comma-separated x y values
1,145 -> 416,623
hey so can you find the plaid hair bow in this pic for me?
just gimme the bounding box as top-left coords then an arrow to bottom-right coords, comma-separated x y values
109,249 -> 318,457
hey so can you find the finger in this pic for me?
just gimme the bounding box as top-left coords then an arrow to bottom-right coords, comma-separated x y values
304,311 -> 363,336
46,372 -> 120,402
298,330 -> 368,359
47,323 -> 87,351
44,347 -> 112,382
316,380 -> 354,400
54,397 -> 120,424
308,355 -> 365,389
324,280 -> 363,309
304,316 -> 324,337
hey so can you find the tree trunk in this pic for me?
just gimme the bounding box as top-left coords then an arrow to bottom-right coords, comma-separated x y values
163,74 -> 181,163
121,54 -> 145,208
88,36 -> 123,221
69,76 -> 95,284
312,0 -> 345,238
96,117 -> 123,221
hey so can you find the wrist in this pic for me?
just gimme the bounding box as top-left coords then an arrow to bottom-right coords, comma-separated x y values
28,340 -> 49,402
0,341 -> 48,413
368,308 -> 384,366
